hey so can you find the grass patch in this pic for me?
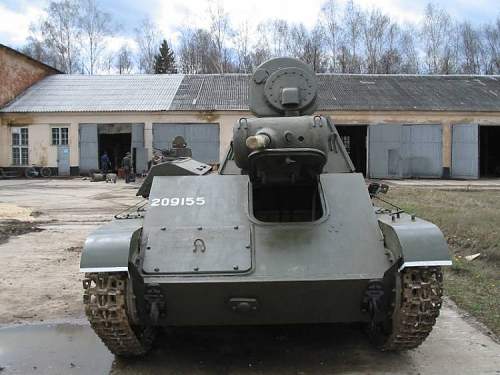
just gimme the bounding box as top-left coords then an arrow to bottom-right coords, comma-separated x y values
381,187 -> 500,336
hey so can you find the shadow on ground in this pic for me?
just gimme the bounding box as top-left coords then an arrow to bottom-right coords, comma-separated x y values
112,324 -> 409,375
0,323 -> 412,375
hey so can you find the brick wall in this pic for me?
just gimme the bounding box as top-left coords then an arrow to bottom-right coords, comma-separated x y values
0,46 -> 59,107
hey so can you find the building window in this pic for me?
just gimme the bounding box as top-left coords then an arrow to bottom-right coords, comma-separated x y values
52,127 -> 69,145
12,127 -> 29,165
341,135 -> 351,155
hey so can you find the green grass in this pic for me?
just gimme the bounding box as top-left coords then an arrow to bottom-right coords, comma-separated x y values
381,187 -> 500,336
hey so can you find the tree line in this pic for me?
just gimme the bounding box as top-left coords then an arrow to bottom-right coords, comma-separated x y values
22,0 -> 500,75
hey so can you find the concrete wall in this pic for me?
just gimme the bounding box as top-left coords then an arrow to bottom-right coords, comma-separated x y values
0,111 -> 248,168
1,110 -> 500,176
0,46 -> 58,107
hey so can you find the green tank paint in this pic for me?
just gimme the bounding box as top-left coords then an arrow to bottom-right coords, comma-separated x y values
80,57 -> 451,356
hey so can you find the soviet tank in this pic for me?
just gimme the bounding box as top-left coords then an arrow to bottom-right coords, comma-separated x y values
80,57 -> 451,356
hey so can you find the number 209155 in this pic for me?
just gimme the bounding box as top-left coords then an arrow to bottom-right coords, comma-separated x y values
150,197 -> 205,207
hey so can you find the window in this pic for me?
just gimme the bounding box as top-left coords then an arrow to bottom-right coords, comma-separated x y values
52,127 -> 69,145
341,135 -> 351,155
12,127 -> 29,165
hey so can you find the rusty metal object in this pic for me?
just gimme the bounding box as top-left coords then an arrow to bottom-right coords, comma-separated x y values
82,272 -> 155,356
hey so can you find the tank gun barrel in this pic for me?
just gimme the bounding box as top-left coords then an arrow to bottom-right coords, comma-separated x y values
246,134 -> 271,151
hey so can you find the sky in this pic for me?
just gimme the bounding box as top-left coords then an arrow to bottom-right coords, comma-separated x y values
0,0 -> 498,51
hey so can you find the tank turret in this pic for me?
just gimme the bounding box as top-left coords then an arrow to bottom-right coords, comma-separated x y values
233,57 -> 353,187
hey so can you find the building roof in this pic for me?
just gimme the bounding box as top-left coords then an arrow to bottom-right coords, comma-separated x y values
1,74 -> 184,112
0,43 -> 61,74
2,72 -> 500,113
317,74 -> 500,112
170,74 -> 250,111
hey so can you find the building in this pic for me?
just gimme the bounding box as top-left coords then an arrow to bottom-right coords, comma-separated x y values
0,43 -> 61,107
1,70 -> 500,179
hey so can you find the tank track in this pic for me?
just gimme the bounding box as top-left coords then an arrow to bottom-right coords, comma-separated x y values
376,266 -> 443,351
83,272 -> 155,356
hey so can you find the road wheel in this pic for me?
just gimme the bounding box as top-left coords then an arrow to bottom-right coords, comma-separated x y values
83,272 -> 156,356
368,267 -> 443,351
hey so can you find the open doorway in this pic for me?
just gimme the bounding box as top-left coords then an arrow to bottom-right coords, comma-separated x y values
480,126 -> 500,177
336,125 -> 367,176
98,133 -> 131,172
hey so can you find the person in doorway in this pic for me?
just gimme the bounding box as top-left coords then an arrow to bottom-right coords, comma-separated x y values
122,152 -> 132,183
100,152 -> 111,174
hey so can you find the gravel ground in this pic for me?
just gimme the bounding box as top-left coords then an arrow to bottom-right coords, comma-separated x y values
0,178 -> 499,374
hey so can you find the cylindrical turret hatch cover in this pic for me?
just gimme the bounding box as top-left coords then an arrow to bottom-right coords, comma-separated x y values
250,57 -> 318,117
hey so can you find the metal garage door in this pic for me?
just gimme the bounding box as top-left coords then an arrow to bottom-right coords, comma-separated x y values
368,124 -> 404,178
79,124 -> 98,174
368,124 -> 442,178
407,125 -> 442,178
153,123 -> 220,163
451,124 -> 478,179
131,123 -> 148,174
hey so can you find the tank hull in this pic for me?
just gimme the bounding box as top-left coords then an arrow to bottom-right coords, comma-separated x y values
139,278 -> 373,326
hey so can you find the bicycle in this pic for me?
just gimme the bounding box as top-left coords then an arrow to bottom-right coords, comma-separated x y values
24,164 -> 52,178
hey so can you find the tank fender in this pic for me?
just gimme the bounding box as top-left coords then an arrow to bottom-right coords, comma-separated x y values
80,219 -> 142,273
378,213 -> 452,271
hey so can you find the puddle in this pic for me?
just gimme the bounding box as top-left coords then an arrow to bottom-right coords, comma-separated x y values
2,319 -> 495,374
0,220 -> 45,245
0,322 -> 405,375
0,323 -> 113,374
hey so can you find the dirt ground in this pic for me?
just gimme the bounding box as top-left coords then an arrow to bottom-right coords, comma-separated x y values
0,178 -> 143,324
0,178 -> 499,375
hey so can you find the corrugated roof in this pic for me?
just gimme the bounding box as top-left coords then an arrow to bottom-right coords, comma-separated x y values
2,73 -> 500,113
1,74 -> 184,112
169,74 -> 250,111
316,74 -> 500,112
169,74 -> 500,112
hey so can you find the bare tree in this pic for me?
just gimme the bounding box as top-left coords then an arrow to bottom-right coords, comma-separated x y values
483,17 -> 500,74
363,9 -> 390,73
398,27 -> 420,73
288,23 -> 326,72
78,0 -> 112,74
421,3 -> 459,74
115,44 -> 134,74
135,18 -> 160,73
234,21 -> 252,73
320,0 -> 342,72
340,0 -> 363,73
207,0 -> 234,73
177,28 -> 220,73
28,0 -> 82,73
22,36 -> 55,67
458,21 -> 483,74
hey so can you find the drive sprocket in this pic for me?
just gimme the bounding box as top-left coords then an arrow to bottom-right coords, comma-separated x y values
369,266 -> 443,351
83,272 -> 155,356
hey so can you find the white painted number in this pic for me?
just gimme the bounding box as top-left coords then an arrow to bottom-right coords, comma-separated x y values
151,197 -> 205,207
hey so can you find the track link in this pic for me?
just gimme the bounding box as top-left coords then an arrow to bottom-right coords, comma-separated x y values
83,272 -> 155,356
372,267 -> 443,351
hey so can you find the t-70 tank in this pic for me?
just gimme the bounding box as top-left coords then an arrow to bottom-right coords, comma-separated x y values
80,57 -> 451,356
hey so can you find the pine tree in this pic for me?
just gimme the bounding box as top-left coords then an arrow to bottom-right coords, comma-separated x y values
154,39 -> 177,73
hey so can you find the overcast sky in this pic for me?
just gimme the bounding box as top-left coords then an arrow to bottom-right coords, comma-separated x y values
0,0 -> 498,51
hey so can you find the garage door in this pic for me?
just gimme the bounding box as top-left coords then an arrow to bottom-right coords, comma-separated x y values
153,123 -> 220,163
368,124 -> 442,178
407,125 -> 442,178
79,123 -> 99,174
368,124 -> 404,178
451,124 -> 478,179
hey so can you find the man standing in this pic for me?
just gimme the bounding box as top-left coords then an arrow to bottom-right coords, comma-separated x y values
100,151 -> 111,174
122,152 -> 132,183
